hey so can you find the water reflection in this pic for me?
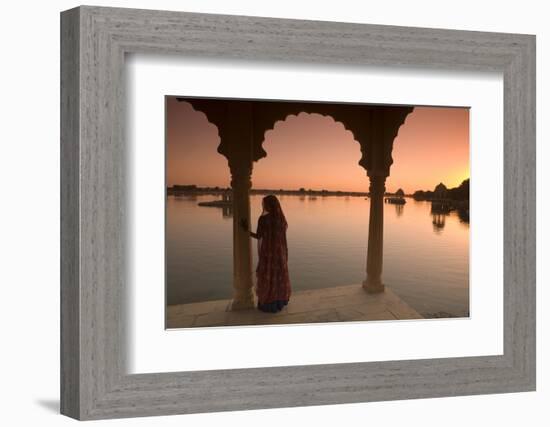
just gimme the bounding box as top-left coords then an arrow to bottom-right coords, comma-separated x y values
457,207 -> 469,224
429,200 -> 470,234
166,194 -> 469,317
174,194 -> 197,201
395,204 -> 404,217
222,205 -> 233,219
432,212 -> 446,233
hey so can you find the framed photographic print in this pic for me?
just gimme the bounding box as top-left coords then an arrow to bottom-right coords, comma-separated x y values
60,5 -> 536,420
163,96 -> 468,329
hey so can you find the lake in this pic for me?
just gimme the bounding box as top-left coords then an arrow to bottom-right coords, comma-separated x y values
166,194 -> 469,317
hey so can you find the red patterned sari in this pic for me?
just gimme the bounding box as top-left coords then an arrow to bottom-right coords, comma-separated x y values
254,211 -> 291,312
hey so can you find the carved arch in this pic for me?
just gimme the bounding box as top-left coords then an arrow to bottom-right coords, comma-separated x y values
173,98 -> 223,143
252,108 -> 364,171
250,101 -> 372,171
359,107 -> 414,177
176,97 -> 414,177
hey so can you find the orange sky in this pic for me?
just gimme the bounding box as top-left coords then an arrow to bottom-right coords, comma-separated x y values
166,97 -> 469,194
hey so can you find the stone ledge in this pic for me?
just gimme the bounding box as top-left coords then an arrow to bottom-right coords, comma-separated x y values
166,284 -> 423,329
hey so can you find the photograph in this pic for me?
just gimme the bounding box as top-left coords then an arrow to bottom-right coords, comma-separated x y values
165,96 -> 470,329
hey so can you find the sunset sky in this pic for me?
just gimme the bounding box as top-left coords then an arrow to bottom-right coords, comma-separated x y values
166,97 -> 469,194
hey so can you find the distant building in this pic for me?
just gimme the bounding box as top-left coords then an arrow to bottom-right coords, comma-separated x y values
385,188 -> 406,204
433,183 -> 448,200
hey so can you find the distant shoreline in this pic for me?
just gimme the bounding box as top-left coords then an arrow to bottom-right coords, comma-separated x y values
166,184 -> 469,202
168,185 -> 376,198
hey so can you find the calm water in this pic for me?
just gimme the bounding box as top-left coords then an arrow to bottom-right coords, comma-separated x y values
166,194 -> 469,317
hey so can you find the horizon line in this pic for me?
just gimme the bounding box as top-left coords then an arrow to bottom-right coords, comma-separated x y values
167,178 -> 470,194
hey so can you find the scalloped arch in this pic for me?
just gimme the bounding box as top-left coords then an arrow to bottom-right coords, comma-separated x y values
174,99 -> 223,144
260,111 -> 361,146
175,97 -> 413,175
257,110 -> 364,170
250,103 -> 374,171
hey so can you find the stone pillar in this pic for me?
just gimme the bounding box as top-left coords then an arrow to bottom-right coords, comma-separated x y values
182,99 -> 268,310
363,175 -> 386,293
357,107 -> 413,294
229,165 -> 255,310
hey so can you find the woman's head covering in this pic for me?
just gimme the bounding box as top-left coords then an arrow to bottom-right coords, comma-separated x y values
262,194 -> 287,229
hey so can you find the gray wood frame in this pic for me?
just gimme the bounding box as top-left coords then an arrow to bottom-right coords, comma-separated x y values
60,5 -> 536,421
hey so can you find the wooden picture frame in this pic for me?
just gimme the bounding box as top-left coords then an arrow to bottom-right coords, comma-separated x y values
60,5 -> 536,420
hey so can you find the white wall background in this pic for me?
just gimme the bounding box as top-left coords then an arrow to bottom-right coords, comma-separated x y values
0,0 -> 546,425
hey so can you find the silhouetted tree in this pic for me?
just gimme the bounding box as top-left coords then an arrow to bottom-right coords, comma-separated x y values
413,190 -> 426,200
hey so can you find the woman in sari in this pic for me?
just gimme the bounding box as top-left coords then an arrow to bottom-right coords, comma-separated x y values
241,195 -> 291,313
